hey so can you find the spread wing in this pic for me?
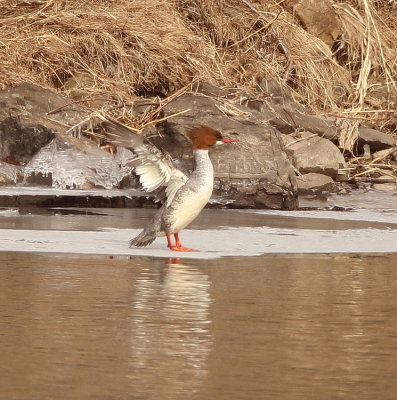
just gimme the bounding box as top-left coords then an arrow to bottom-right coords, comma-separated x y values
101,117 -> 188,206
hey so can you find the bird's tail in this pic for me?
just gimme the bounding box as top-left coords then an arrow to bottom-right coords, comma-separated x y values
129,229 -> 157,248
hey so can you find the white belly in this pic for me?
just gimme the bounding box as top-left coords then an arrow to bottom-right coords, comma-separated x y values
167,185 -> 212,233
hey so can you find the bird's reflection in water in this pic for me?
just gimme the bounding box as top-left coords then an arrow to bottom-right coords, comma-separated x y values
129,257 -> 212,397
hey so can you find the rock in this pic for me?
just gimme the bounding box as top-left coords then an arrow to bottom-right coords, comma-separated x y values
281,109 -> 339,140
296,172 -> 336,194
192,82 -> 230,98
0,82 -> 88,132
242,99 -> 339,140
1,82 -> 370,209
0,161 -> 24,186
362,144 -> 372,159
160,94 -> 298,209
0,83 -> 298,208
292,0 -> 342,47
242,99 -> 295,134
283,132 -> 346,178
63,71 -> 114,109
255,77 -> 293,104
357,127 -> 395,154
367,83 -> 397,110
0,116 -> 55,165
373,183 -> 397,192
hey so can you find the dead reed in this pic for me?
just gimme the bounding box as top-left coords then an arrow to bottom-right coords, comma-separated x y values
0,0 -> 396,132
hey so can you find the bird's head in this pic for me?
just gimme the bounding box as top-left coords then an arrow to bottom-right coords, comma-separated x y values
187,125 -> 238,150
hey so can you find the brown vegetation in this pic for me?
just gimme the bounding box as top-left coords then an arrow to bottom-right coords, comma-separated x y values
0,0 -> 396,133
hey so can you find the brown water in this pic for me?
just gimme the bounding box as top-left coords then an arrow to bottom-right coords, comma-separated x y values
1,252 -> 397,400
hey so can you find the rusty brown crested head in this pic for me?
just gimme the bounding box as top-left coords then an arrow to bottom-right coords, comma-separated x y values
187,126 -> 238,150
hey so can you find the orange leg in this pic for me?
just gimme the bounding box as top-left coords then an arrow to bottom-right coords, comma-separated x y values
166,233 -> 197,252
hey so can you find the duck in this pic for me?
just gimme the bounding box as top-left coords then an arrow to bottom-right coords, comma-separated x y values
100,119 -> 238,251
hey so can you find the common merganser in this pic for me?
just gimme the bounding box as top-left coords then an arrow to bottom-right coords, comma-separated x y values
100,120 -> 238,251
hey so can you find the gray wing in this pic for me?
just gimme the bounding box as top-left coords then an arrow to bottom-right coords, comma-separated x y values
101,118 -> 188,205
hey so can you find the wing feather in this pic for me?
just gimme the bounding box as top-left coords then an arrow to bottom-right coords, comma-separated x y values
100,117 -> 188,202
165,169 -> 190,206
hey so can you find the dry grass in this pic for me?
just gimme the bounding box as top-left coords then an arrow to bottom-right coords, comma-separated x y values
346,146 -> 397,183
0,0 -> 396,132
0,0 -> 218,97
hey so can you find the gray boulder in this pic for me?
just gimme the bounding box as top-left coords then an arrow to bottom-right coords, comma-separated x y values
296,173 -> 336,194
0,116 -> 55,165
283,132 -> 346,178
242,98 -> 339,139
255,77 -> 293,104
357,127 -> 396,154
0,81 -> 88,131
242,95 -> 396,157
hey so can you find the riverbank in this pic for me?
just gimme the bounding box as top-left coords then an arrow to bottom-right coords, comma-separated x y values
1,1 -> 396,207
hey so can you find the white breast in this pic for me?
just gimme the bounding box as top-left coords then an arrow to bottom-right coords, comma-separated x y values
168,183 -> 213,233
166,149 -> 214,233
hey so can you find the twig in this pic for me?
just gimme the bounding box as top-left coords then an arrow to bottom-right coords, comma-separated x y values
292,165 -> 303,177
353,166 -> 396,179
43,117 -> 71,128
368,163 -> 397,169
284,134 -> 318,148
283,108 -> 300,130
342,109 -> 396,114
47,98 -> 99,115
353,167 -> 379,177
140,79 -> 198,127
369,147 -> 397,164
215,103 -> 251,118
65,116 -> 97,138
138,109 -> 191,130
374,168 -> 397,180
240,0 -> 275,16
349,177 -> 397,183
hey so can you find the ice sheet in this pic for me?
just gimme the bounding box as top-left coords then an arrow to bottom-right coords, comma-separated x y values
0,226 -> 395,259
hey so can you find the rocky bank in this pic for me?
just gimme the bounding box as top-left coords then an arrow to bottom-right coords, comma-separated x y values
0,82 -> 396,209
